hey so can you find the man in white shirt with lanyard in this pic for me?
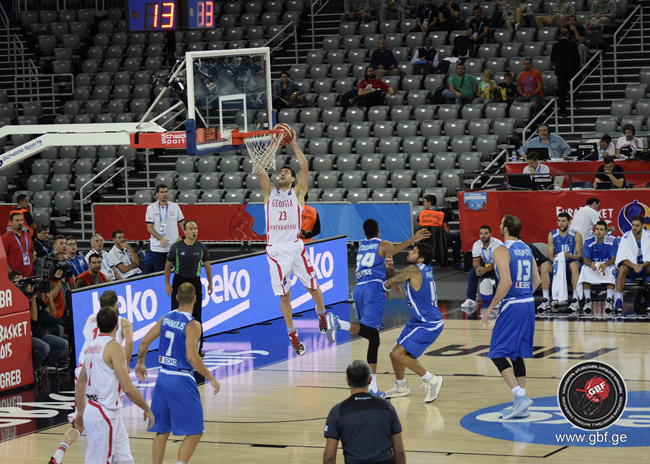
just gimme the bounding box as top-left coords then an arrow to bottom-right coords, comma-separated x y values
570,197 -> 604,241
84,234 -> 120,281
462,225 -> 504,308
522,151 -> 550,178
146,184 -> 185,272
108,229 -> 144,279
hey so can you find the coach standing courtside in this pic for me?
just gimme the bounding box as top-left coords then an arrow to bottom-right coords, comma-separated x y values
323,360 -> 406,464
165,220 -> 213,356
146,184 -> 185,272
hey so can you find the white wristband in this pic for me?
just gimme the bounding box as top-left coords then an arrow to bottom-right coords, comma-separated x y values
383,282 -> 391,292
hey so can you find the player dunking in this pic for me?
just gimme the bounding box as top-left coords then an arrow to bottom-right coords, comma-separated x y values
136,283 -> 220,464
481,215 -> 541,420
74,306 -> 154,464
327,219 -> 430,396
49,290 -> 133,464
257,129 -> 331,356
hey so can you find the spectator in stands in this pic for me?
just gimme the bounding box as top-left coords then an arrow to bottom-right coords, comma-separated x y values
411,0 -> 439,35
341,0 -> 373,22
497,0 -> 533,30
567,15 -> 589,67
65,236 -> 88,277
272,71 -> 303,110
3,212 -> 35,277
341,66 -> 395,111
33,224 -> 53,258
85,233 -> 121,280
523,151 -> 550,178
437,0 -> 460,32
411,37 -> 438,76
515,58 -> 544,115
10,271 -> 68,376
587,0 -> 617,32
370,37 -> 401,79
380,0 -> 410,22
474,69 -> 498,103
442,63 -> 477,109
461,225 -> 503,309
614,214 -> 650,312
75,253 -> 109,288
551,29 -> 580,118
615,124 -> 643,159
468,6 -> 490,58
536,0 -> 574,30
108,229 -> 144,279
146,183 -> 185,272
6,194 -> 36,236
594,155 -> 625,189
519,124 -> 572,159
496,72 -> 519,106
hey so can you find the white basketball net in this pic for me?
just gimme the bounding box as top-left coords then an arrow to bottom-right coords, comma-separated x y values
245,134 -> 280,173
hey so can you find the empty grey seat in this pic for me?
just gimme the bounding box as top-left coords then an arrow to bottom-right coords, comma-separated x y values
610,100 -> 634,123
492,118 -> 517,145
372,188 -> 397,201
368,106 -> 390,124
378,136 -> 402,155
390,171 -> 413,189
433,153 -> 458,171
360,153 -> 384,171
478,44 -> 499,59
440,169 -> 465,194
451,135 -> 474,154
317,171 -> 342,189
355,137 -> 379,155
367,171 -> 390,189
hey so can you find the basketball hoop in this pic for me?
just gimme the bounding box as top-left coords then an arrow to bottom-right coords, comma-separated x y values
232,128 -> 285,173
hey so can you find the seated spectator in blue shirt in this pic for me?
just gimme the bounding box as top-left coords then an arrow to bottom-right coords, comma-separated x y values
370,37 -> 400,79
65,236 -> 89,277
519,123 -> 572,159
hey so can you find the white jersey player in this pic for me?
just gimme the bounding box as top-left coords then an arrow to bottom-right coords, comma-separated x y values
50,290 -> 133,464
257,128 -> 332,356
73,306 -> 153,464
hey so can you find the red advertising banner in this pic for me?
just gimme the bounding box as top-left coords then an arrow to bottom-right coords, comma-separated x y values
0,311 -> 33,392
459,190 -> 650,251
94,204 -> 265,242
505,160 -> 650,188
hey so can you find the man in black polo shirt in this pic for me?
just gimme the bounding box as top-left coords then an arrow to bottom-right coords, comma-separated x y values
468,6 -> 490,57
323,360 -> 405,464
411,0 -> 438,34
165,220 -> 213,355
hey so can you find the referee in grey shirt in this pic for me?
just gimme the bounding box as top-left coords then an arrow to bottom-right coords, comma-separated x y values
165,220 -> 213,355
324,360 -> 406,464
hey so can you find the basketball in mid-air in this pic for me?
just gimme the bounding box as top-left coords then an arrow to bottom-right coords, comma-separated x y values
274,123 -> 295,146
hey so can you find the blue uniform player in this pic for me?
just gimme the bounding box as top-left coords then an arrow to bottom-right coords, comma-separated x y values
538,212 -> 584,312
579,220 -> 619,313
482,215 -> 541,420
135,283 -> 220,464
615,214 -> 650,312
380,242 -> 445,403
326,219 -> 430,396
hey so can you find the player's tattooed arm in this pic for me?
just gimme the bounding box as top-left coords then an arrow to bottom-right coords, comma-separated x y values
383,265 -> 419,290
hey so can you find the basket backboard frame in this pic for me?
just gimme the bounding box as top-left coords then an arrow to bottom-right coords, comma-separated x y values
185,47 -> 275,156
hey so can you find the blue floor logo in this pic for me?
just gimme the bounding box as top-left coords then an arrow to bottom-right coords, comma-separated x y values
460,391 -> 650,447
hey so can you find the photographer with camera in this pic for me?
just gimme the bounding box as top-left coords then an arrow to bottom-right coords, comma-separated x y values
3,212 -> 36,276
10,271 -> 68,378
43,236 -> 75,330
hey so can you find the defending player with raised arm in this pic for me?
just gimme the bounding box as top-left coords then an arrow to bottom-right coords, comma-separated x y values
135,283 -> 220,464
74,307 -> 154,464
382,243 -> 445,403
50,290 -> 133,464
481,215 -> 542,420
326,219 -> 430,396
257,127 -> 333,356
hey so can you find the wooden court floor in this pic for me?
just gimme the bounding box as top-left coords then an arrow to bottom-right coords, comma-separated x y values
2,306 -> 650,463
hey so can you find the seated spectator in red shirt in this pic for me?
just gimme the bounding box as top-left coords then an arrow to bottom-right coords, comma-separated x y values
514,58 -> 544,114
2,212 -> 35,276
341,66 -> 395,111
75,253 -> 109,288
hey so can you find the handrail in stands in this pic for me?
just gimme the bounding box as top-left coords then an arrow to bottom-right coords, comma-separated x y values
570,50 -> 603,131
311,0 -> 333,49
265,21 -> 299,64
521,98 -> 559,143
14,72 -> 75,115
613,4 -> 644,83
469,148 -> 508,190
79,156 -> 129,240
